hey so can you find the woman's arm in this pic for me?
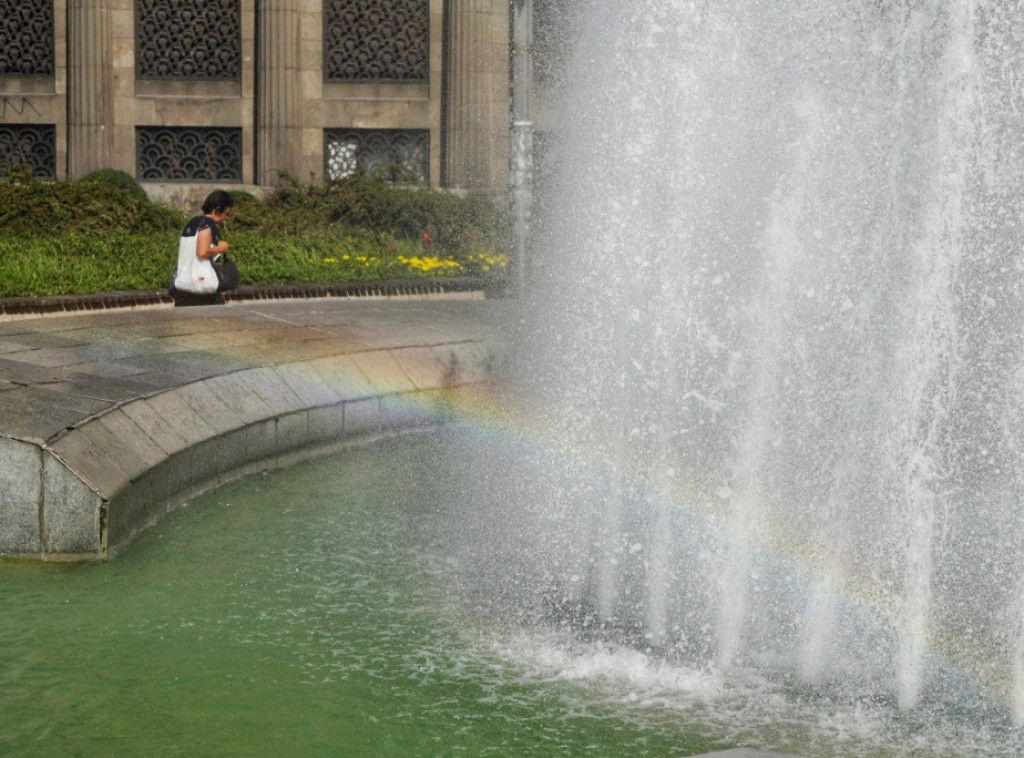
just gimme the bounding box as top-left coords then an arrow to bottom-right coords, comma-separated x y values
195,225 -> 230,259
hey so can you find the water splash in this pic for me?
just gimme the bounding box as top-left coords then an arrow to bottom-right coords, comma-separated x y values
514,0 -> 1024,733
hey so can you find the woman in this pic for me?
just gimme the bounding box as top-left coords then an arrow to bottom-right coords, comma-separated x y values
171,190 -> 240,306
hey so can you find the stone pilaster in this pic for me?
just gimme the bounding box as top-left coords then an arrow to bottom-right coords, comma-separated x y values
67,0 -> 114,177
257,0 -> 302,185
444,0 -> 510,193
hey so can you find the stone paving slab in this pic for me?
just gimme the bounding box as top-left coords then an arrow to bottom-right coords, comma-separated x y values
0,296 -> 511,559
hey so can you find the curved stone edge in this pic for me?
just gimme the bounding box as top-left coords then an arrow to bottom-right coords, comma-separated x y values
0,340 -> 500,561
0,440 -> 104,559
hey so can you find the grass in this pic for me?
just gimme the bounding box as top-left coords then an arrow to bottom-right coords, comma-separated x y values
0,231 -> 508,297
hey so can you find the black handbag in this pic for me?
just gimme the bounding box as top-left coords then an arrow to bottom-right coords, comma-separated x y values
214,255 -> 240,291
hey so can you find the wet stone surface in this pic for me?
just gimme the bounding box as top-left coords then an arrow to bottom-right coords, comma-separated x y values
0,296 -> 511,558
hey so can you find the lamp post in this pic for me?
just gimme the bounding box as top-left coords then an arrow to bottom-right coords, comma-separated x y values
510,0 -> 534,299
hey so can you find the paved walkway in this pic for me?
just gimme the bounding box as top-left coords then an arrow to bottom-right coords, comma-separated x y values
0,295 -> 512,560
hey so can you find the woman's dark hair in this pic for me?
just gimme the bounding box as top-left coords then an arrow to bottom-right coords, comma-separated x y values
202,190 -> 235,214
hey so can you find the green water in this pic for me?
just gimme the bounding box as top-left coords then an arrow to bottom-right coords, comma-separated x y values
0,435 -> 721,758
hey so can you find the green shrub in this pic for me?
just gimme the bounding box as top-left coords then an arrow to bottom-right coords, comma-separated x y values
229,174 -> 508,253
77,169 -> 149,203
0,171 -> 183,235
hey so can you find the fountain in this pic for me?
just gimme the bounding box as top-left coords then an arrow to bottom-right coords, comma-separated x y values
486,0 -> 1024,753
7,3 -> 1024,755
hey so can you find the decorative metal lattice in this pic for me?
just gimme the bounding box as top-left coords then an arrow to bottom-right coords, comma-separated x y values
0,0 -> 54,75
0,125 -> 56,179
324,0 -> 429,82
136,127 -> 242,182
136,0 -> 241,80
325,129 -> 429,183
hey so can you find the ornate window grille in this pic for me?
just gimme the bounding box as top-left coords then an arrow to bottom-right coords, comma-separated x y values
325,129 -> 429,183
135,0 -> 241,80
0,125 -> 56,179
0,0 -> 55,75
136,127 -> 243,182
324,0 -> 429,83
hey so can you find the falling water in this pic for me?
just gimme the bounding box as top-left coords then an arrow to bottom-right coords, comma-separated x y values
509,0 -> 1024,738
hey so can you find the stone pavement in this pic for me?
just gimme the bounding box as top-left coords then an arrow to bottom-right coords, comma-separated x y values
0,295 -> 512,560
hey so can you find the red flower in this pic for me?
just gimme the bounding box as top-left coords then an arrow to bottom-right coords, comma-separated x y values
422,233 -> 432,248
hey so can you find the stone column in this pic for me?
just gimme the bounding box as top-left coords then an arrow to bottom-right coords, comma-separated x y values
257,0 -> 302,185
67,0 -> 114,177
444,0 -> 510,193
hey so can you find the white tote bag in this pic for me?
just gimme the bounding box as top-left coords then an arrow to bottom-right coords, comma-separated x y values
173,233 -> 220,295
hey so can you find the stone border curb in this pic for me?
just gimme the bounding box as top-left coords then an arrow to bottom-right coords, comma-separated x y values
0,276 -> 506,318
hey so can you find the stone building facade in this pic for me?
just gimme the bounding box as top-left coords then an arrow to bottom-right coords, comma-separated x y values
0,0 -> 511,205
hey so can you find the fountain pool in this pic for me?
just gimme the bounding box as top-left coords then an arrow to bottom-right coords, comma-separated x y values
3,428 -> 1024,756
0,435 -> 726,757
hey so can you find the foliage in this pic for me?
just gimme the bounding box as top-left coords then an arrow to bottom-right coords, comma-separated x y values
0,233 -> 175,297
232,231 -> 505,285
0,171 -> 183,235
230,174 -> 508,253
0,172 -> 509,296
77,169 -> 149,204
0,232 -> 507,297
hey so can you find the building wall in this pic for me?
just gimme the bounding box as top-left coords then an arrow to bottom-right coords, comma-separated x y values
0,0 -> 509,207
0,1 -> 67,177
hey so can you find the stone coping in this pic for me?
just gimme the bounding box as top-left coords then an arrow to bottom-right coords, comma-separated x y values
0,297 -> 511,560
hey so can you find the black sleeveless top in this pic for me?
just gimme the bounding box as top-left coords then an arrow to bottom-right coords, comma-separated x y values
181,215 -> 220,246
